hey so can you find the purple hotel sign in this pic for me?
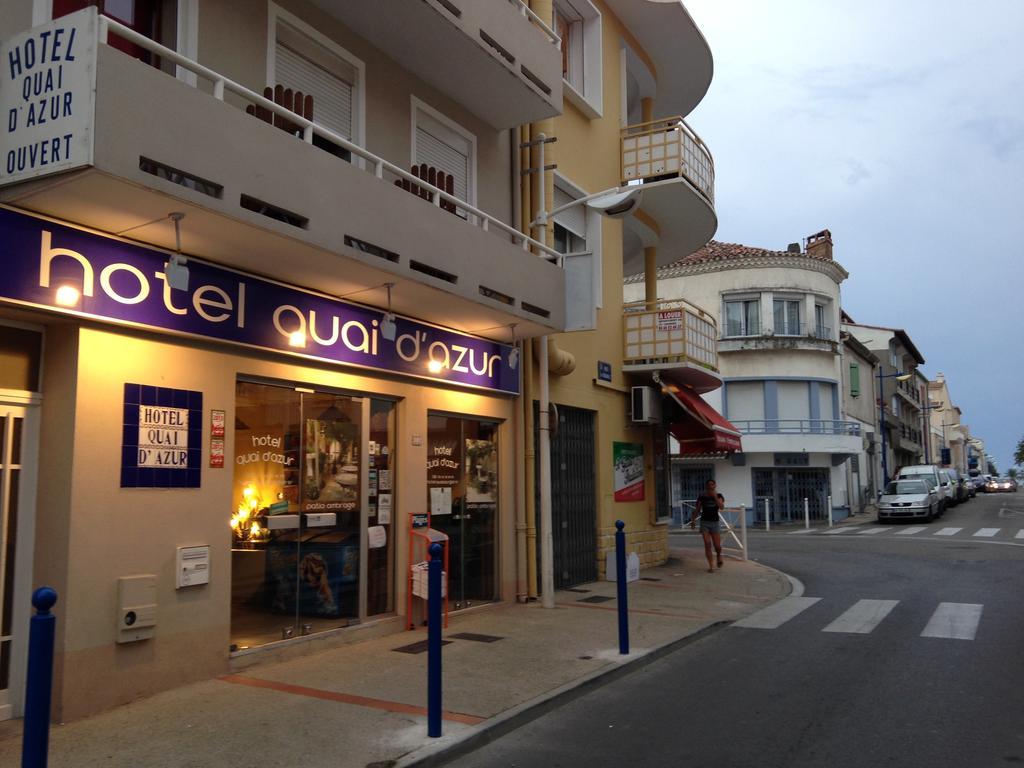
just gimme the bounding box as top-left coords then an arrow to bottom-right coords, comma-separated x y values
0,207 -> 520,395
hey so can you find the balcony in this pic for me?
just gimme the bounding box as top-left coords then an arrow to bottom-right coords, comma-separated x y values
622,298 -> 720,393
729,420 -> 863,456
0,13 -> 565,338
719,324 -> 838,354
316,0 -> 562,129
620,117 -> 717,276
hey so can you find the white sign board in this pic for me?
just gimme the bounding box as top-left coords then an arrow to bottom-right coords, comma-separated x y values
605,551 -> 640,583
1,7 -> 97,185
137,405 -> 189,468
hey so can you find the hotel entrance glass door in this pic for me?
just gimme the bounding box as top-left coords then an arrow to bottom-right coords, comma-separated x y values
427,415 -> 498,609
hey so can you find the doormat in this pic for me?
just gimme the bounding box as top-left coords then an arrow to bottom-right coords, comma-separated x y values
392,639 -> 453,654
577,595 -> 614,604
640,577 -> 662,582
450,632 -> 504,643
564,587 -> 591,593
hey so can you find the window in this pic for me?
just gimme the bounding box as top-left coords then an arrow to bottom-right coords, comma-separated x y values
553,176 -> 602,329
724,299 -> 760,337
890,343 -> 899,369
54,0 -> 181,72
814,304 -> 827,339
270,5 -> 364,161
892,396 -> 900,418
552,0 -> 602,117
849,363 -> 861,397
552,184 -> 586,255
412,99 -> 475,212
773,299 -> 801,335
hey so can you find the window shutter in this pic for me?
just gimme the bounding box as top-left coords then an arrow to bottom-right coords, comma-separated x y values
275,40 -> 354,140
552,186 -> 586,238
850,363 -> 860,396
415,125 -> 469,203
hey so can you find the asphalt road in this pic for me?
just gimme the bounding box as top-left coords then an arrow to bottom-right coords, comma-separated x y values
446,491 -> 1024,768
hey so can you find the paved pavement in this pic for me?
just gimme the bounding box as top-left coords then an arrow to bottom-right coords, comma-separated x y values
0,547 -> 789,768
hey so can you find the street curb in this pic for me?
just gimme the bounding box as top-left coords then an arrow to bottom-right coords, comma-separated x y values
393,620 -> 729,768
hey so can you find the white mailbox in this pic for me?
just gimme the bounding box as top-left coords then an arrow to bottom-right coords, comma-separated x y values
176,545 -> 210,588
117,574 -> 157,643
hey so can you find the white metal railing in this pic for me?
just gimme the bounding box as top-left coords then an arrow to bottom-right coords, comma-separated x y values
97,16 -> 562,263
622,297 -> 718,370
730,419 -> 862,437
509,0 -> 561,47
621,116 -> 715,204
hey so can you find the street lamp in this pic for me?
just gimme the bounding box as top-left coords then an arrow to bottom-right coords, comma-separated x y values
877,369 -> 912,486
920,400 -> 943,464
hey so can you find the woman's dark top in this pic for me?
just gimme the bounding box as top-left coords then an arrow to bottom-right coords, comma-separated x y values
696,493 -> 723,522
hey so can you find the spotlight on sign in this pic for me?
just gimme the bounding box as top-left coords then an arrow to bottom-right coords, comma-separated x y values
164,253 -> 190,291
55,285 -> 81,307
289,330 -> 307,348
507,346 -> 519,369
380,312 -> 397,341
427,359 -> 444,374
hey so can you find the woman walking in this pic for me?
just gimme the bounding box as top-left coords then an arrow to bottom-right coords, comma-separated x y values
690,479 -> 725,573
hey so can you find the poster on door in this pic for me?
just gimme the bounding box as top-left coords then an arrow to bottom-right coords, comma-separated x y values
303,418 -> 360,512
465,438 -> 497,508
427,436 -> 460,514
613,442 -> 645,502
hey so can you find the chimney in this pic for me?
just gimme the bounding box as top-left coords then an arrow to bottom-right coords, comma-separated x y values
805,229 -> 833,260
786,242 -> 801,253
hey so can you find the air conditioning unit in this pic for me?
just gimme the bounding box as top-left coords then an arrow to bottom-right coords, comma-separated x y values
631,386 -> 661,424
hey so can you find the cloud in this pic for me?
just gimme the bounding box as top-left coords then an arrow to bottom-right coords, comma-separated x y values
960,116 -> 1024,159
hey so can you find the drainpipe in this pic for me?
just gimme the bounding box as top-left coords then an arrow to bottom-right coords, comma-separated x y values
520,123 -> 539,600
512,127 -> 529,603
640,97 -> 659,309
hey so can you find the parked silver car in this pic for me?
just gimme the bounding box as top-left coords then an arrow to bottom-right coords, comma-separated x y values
878,479 -> 941,523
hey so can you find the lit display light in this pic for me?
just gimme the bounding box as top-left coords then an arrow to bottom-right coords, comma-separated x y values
55,285 -> 81,307
289,330 -> 307,348
231,484 -> 270,543
427,359 -> 444,374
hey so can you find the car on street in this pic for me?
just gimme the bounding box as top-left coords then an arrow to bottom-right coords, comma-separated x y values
896,465 -> 947,515
943,468 -> 970,503
938,470 -> 958,507
986,477 -> 1018,493
877,478 -> 942,522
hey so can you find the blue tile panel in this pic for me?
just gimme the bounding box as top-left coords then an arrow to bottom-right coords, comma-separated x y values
121,382 -> 203,488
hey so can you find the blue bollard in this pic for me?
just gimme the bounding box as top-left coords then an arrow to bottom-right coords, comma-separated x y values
427,543 -> 443,738
615,520 -> 629,655
22,586 -> 58,768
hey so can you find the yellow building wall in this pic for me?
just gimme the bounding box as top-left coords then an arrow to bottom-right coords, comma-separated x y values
537,2 -> 666,575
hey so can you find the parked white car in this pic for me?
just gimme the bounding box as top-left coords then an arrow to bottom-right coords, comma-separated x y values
878,479 -> 942,523
896,465 -> 946,516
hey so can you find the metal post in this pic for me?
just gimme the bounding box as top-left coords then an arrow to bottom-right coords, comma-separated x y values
765,498 -> 771,532
615,520 -> 629,655
740,505 -> 748,560
827,495 -> 833,527
427,543 -> 443,738
804,497 -> 810,530
878,369 -> 889,486
21,587 -> 58,768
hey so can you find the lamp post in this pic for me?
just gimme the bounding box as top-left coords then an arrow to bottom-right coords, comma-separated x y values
920,400 -> 944,465
877,369 -> 912,486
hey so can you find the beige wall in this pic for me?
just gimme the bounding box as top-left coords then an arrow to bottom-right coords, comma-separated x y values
198,0 -> 513,224
37,322 -> 515,721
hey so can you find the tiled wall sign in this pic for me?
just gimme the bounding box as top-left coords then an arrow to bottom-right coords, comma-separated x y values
122,383 -> 202,488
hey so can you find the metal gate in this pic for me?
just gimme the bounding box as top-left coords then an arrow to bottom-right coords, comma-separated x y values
753,468 -> 831,523
671,463 -> 715,524
535,404 -> 597,589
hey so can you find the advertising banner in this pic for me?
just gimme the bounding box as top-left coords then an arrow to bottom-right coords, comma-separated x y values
0,206 -> 520,394
613,441 -> 645,502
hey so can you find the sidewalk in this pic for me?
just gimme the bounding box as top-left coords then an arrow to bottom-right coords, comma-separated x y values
0,548 -> 790,768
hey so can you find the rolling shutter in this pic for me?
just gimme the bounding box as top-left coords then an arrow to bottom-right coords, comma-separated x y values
274,24 -> 355,141
552,185 -> 586,238
414,111 -> 471,204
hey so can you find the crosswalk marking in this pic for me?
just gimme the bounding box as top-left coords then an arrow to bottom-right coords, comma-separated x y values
935,527 -> 962,536
822,599 -> 900,634
921,603 -> 983,640
822,526 -> 861,535
973,528 -> 1000,538
894,526 -> 927,535
788,528 -> 815,535
857,527 -> 885,535
732,596 -> 821,629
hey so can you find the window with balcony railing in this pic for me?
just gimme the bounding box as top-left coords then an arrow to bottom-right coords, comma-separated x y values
773,299 -> 801,336
724,299 -> 760,337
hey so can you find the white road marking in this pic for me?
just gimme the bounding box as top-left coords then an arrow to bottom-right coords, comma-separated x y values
973,528 -> 1000,538
822,526 -> 861,535
935,527 -> 962,536
822,599 -> 900,634
788,528 -> 815,534
858,527 -> 886,535
1016,530 -> 1024,540
894,526 -> 927,535
921,603 -> 983,640
732,596 -> 822,629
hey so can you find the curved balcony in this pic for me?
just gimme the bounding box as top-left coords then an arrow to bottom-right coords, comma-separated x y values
622,298 -> 720,393
620,117 -> 717,276
730,420 -> 864,457
718,324 -> 839,355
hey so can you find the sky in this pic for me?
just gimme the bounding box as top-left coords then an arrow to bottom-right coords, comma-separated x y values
683,0 -> 1024,472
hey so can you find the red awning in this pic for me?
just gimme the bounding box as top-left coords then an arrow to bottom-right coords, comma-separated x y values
663,381 -> 743,454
